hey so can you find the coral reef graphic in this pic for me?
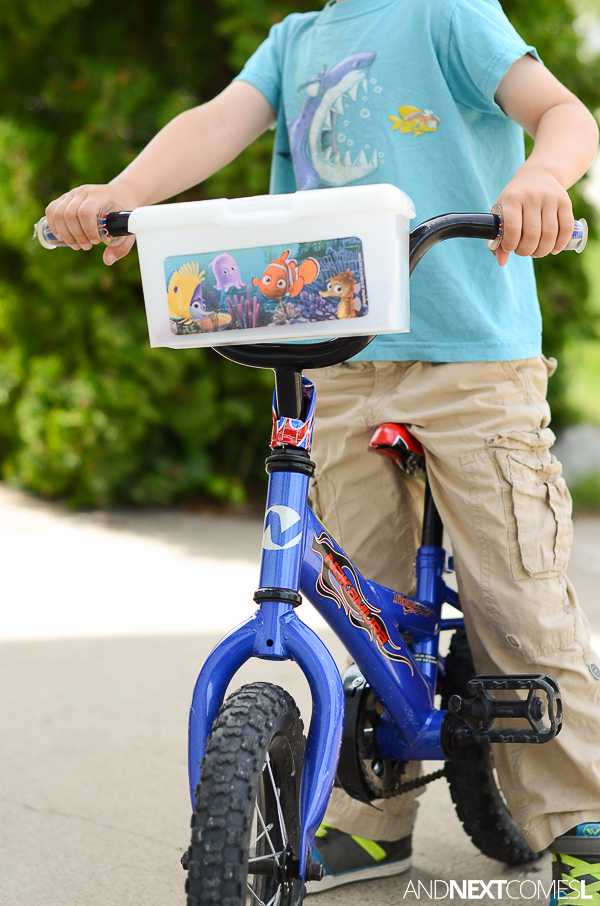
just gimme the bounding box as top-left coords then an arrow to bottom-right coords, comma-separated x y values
227,289 -> 260,329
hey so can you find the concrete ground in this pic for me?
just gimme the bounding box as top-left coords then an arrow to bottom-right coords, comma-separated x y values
0,485 -> 598,906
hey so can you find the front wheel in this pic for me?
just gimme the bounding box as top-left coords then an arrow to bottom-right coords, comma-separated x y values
185,682 -> 306,906
441,628 -> 544,865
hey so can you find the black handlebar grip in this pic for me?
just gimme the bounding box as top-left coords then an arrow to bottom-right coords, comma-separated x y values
104,211 -> 132,237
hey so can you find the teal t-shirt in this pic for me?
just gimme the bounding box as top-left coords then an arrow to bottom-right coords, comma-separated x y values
235,0 -> 542,362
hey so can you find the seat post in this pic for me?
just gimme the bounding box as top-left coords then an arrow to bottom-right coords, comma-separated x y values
421,479 -> 444,547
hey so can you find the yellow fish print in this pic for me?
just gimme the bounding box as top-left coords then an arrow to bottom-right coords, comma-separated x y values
167,261 -> 206,321
389,105 -> 440,136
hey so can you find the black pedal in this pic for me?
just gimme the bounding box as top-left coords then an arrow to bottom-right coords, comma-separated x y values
447,674 -> 562,745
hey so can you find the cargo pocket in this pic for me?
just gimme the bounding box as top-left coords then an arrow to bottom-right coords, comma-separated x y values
494,444 -> 573,579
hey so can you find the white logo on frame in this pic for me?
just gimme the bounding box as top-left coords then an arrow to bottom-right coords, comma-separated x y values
262,505 -> 303,550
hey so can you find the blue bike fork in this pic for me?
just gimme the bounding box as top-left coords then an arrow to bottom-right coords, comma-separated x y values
188,464 -> 344,881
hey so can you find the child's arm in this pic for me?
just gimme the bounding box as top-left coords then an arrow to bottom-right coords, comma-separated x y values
493,54 -> 599,266
45,81 -> 275,265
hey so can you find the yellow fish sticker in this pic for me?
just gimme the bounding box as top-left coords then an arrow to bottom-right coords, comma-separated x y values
389,105 -> 440,136
167,261 -> 206,321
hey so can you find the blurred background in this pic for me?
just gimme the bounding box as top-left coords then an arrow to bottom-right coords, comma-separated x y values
0,0 -> 598,513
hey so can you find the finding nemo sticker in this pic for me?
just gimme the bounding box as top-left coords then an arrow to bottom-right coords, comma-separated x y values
164,237 -> 368,335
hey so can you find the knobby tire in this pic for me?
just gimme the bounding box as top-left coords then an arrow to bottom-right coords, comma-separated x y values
185,682 -> 306,906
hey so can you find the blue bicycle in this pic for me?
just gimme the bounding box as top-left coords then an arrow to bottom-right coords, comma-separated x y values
176,212 -> 566,906
37,207 -> 570,906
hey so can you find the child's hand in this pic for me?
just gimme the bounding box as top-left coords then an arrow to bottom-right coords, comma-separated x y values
45,182 -> 140,265
491,168 -> 574,267
492,54 -> 598,268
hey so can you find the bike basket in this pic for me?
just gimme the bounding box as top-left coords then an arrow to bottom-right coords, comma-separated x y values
128,184 -> 414,349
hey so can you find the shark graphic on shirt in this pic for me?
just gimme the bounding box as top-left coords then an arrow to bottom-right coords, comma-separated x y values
287,52 -> 378,190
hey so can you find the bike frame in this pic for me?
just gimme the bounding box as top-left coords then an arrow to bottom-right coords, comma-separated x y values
188,377 -> 463,879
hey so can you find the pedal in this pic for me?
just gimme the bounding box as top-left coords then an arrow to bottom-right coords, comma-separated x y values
447,674 -> 562,745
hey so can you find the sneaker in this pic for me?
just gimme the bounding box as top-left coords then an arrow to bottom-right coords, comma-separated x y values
305,822 -> 412,893
550,823 -> 600,905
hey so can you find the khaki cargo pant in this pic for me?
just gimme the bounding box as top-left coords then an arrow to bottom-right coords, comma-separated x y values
305,357 -> 600,852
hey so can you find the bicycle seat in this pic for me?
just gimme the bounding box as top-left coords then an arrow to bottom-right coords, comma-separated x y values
370,423 -> 426,475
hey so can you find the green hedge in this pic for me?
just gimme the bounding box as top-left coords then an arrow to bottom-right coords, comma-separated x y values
0,0 -> 598,506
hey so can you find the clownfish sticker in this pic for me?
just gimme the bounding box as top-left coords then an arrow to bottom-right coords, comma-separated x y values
389,105 -> 440,136
252,250 -> 320,299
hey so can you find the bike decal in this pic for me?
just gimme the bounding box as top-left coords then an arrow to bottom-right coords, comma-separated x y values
271,378 -> 316,451
165,236 -> 368,336
413,653 -> 437,665
393,592 -> 434,619
312,532 -> 414,674
263,505 -> 303,550
271,413 -> 313,450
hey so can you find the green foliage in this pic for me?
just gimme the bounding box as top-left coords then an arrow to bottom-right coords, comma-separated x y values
564,240 -> 600,426
569,472 -> 600,512
0,0 -> 597,506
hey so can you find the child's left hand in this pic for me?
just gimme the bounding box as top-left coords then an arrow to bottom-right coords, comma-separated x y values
492,168 -> 574,267
492,53 -> 598,267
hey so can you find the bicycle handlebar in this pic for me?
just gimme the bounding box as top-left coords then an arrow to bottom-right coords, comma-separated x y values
33,208 -> 588,373
33,206 -> 133,249
98,210 -> 503,265
408,212 -> 498,275
104,211 -> 132,237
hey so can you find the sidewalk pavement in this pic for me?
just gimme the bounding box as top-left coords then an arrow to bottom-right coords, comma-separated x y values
0,483 -> 598,906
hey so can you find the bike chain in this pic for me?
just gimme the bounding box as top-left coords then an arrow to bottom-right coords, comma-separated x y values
397,765 -> 447,794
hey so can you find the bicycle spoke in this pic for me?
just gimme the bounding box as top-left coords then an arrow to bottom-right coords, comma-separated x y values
246,882 -> 266,906
265,752 -> 288,847
255,800 -> 280,865
246,881 -> 284,906
250,821 -> 274,852
248,851 -> 284,863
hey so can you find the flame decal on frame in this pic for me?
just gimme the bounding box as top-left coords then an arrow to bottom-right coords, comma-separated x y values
312,532 -> 414,674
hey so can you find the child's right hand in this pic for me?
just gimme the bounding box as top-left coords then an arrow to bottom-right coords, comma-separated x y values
45,182 -> 141,265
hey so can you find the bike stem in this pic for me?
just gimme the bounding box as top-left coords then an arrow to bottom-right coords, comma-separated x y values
274,368 -> 304,420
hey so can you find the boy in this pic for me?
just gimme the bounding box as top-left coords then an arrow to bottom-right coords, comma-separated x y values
46,0 -> 600,900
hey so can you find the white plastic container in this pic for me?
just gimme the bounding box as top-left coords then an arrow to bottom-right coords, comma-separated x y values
129,184 -> 415,349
